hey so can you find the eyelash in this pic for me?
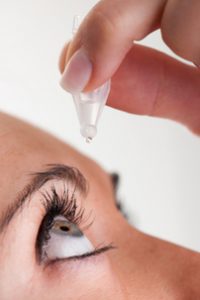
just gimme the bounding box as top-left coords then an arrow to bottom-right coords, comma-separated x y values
36,186 -> 113,263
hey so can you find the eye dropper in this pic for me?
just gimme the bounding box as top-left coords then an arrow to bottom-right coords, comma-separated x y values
71,15 -> 111,143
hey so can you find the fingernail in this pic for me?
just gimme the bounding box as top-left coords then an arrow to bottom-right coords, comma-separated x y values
60,48 -> 92,93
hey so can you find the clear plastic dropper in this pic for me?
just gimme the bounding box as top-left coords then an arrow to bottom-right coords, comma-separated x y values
72,15 -> 111,143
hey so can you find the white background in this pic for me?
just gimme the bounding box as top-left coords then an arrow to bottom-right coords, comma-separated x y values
0,0 -> 199,251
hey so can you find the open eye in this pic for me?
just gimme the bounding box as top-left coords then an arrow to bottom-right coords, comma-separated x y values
41,216 -> 94,261
36,186 -> 113,263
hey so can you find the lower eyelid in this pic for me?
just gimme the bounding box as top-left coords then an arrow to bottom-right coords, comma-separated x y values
40,243 -> 122,299
43,244 -> 115,270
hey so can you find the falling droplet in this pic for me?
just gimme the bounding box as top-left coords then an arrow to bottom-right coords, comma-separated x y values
86,137 -> 92,143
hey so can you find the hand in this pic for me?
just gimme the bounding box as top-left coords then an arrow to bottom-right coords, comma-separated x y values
59,0 -> 200,134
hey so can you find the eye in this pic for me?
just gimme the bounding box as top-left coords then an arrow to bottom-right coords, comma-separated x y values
36,186 -> 114,264
42,215 -> 94,261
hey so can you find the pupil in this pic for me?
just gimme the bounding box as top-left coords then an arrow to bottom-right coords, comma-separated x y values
60,226 -> 70,232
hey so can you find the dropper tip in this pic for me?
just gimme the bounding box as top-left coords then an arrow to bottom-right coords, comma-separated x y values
80,125 -> 96,144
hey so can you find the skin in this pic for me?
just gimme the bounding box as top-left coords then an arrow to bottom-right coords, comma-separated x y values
1,1 -> 199,298
59,0 -> 200,133
0,112 -> 200,300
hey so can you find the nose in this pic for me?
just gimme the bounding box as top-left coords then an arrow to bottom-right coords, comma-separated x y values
106,214 -> 142,298
109,213 -> 200,299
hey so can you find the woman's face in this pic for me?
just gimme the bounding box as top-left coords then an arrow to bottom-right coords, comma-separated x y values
0,112 -> 200,300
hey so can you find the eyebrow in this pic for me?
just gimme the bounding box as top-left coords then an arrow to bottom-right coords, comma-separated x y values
0,164 -> 88,234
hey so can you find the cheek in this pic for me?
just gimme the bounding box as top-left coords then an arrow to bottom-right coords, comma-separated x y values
32,254 -> 123,300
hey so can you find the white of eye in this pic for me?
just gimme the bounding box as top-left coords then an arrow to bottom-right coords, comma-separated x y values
43,216 -> 94,260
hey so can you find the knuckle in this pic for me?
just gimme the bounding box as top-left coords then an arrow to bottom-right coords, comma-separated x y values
161,0 -> 200,63
161,11 -> 185,58
84,8 -> 121,44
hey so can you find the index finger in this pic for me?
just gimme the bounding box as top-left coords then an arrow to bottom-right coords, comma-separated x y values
61,0 -> 166,92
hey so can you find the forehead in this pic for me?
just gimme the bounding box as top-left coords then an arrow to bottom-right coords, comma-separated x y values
0,113 -> 112,213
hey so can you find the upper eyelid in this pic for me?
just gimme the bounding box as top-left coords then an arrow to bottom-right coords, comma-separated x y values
0,164 -> 88,234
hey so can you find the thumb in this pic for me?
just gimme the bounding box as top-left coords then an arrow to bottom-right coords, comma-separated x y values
108,44 -> 200,134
